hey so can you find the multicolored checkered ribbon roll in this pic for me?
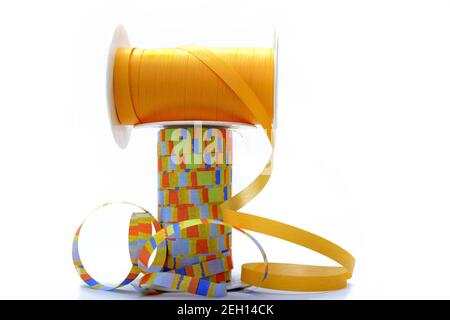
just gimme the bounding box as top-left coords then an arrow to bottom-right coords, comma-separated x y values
158,127 -> 233,284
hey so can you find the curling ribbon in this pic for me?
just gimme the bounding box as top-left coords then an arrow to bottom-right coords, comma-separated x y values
73,45 -> 355,297
73,202 -> 268,297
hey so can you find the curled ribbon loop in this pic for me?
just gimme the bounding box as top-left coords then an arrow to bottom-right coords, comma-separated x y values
72,202 -> 268,297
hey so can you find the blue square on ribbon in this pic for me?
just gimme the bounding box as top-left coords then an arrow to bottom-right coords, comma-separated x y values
161,142 -> 167,156
85,279 -> 99,287
218,136 -> 223,152
178,172 -> 188,187
204,152 -> 211,165
189,189 -> 200,205
207,258 -> 224,275
169,158 -> 176,170
199,204 -> 209,218
158,190 -> 164,203
193,139 -> 199,154
208,224 -> 218,237
223,186 -> 228,201
171,238 -> 190,255
154,273 -> 175,288
181,256 -> 198,267
159,206 -> 172,221
217,234 -> 225,251
215,170 -> 221,184
197,279 -> 210,296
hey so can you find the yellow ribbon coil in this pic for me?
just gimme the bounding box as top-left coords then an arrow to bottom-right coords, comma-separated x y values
113,47 -> 274,125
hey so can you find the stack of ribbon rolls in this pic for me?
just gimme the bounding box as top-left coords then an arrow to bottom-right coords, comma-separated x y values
72,26 -> 355,298
158,127 -> 233,283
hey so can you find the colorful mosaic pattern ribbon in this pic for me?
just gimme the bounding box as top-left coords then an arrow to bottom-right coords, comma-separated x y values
158,127 -> 233,283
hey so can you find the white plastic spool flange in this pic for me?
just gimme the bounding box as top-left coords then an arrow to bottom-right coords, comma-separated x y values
106,25 -> 132,149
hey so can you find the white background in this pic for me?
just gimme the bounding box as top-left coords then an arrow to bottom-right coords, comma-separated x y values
0,0 -> 449,299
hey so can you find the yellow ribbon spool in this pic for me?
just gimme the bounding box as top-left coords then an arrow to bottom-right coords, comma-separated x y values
107,25 -> 355,292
